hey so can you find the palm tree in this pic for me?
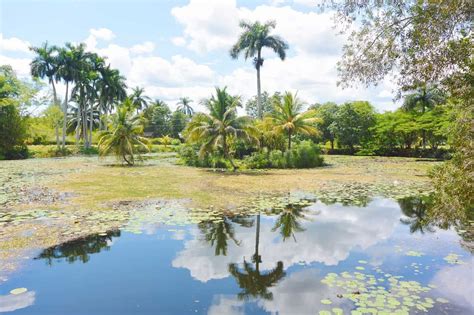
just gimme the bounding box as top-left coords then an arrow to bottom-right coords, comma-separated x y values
270,92 -> 319,149
230,20 -> 288,118
97,65 -> 127,129
228,213 -> 286,300
185,87 -> 258,170
177,97 -> 194,116
98,100 -> 150,165
130,86 -> 150,114
402,86 -> 445,148
30,42 -> 60,147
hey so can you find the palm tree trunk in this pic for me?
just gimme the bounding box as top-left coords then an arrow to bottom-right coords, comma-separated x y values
256,49 -> 262,119
55,125 -> 60,150
288,130 -> 292,149
223,134 -> 237,171
62,81 -> 69,150
82,104 -> 87,148
51,80 -> 60,150
89,103 -> 93,147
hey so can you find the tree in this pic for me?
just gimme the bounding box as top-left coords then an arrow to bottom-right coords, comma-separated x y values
245,91 -> 279,118
176,97 -> 194,116
402,86 -> 445,148
98,100 -> 149,166
271,197 -> 308,242
324,0 -> 473,219
30,42 -> 60,112
270,92 -> 319,150
312,102 -> 339,149
0,66 -> 37,159
185,87 -> 258,170
130,86 -> 150,114
330,101 -> 376,152
399,196 -> 435,234
199,217 -> 240,256
43,103 -> 63,149
97,65 -> 127,129
144,100 -> 172,137
170,110 -> 187,139
230,20 -> 288,118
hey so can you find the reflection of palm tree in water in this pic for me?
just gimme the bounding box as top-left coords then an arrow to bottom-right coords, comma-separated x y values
199,216 -> 253,256
228,213 -> 286,300
36,230 -> 120,265
272,200 -> 308,242
399,196 -> 435,234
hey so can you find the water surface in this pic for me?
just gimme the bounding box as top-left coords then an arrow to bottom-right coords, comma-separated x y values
1,197 -> 472,314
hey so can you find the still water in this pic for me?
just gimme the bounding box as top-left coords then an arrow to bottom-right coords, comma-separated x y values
1,197 -> 472,314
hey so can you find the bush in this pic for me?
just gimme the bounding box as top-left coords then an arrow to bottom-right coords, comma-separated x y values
179,144 -> 231,168
0,104 -> 29,160
243,141 -> 324,169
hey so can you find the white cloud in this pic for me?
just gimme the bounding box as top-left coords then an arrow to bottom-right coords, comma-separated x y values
130,41 -> 155,54
0,34 -> 31,53
0,55 -> 31,77
171,36 -> 187,47
89,28 -> 115,41
0,291 -> 36,313
172,198 -> 401,282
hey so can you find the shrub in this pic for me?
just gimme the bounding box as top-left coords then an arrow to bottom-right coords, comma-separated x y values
243,140 -> 324,169
0,104 -> 29,160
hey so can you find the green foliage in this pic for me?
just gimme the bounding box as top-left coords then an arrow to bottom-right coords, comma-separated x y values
170,110 -> 187,138
244,141 -> 324,169
184,87 -> 258,170
176,97 -> 194,116
312,102 -> 338,149
143,100 -> 172,137
330,101 -> 376,151
98,101 -> 149,165
245,91 -> 281,118
270,92 -> 320,149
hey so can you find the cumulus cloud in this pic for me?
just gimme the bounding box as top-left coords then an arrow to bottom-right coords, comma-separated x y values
171,37 -> 187,47
0,34 -> 31,53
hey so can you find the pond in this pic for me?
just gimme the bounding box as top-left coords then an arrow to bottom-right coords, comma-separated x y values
1,195 -> 472,314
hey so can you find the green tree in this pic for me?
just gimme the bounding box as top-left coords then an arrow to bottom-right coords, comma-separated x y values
185,87 -> 258,170
402,86 -> 445,148
43,103 -> 64,149
170,110 -> 187,138
324,0 -> 473,218
98,100 -> 149,165
199,217 -> 240,256
312,102 -> 339,149
130,86 -> 150,114
97,65 -> 127,130
330,101 -> 376,152
245,91 -> 281,118
270,92 -> 319,150
272,201 -> 308,242
144,100 -> 172,137
230,20 -> 288,118
176,97 -> 194,116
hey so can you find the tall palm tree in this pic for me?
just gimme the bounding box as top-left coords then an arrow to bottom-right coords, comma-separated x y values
57,43 -> 89,149
230,20 -> 288,118
185,87 -> 258,170
97,65 -> 127,129
402,86 -> 445,148
98,99 -> 150,165
30,42 -> 60,147
177,97 -> 194,116
130,86 -> 150,114
270,92 -> 319,149
228,213 -> 286,301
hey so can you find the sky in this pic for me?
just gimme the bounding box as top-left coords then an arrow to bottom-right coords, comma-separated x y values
0,0 -> 399,112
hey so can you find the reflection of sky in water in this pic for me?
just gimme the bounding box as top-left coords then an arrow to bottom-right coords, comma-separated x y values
0,291 -> 35,313
1,198 -> 472,314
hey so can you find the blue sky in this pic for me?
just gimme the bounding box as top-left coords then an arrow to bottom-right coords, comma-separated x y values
0,0 -> 397,111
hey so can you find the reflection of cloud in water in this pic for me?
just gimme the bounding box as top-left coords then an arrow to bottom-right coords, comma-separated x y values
173,199 -> 401,282
257,269 -> 352,315
430,257 -> 474,313
207,295 -> 244,315
0,291 -> 35,313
